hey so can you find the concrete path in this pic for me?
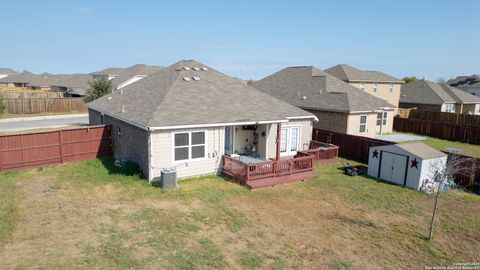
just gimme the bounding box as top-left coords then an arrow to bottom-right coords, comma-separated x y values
0,114 -> 89,132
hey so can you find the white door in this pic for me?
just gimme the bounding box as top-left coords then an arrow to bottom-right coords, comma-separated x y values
224,126 -> 234,154
280,126 -> 300,156
379,152 -> 407,185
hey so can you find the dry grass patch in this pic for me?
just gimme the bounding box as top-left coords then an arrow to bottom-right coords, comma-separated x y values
0,158 -> 478,269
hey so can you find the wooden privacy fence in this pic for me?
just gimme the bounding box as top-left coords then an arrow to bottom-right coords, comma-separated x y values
312,128 -> 394,163
4,98 -> 87,114
408,109 -> 480,127
448,153 -> 480,188
393,117 -> 480,145
0,125 -> 111,171
0,91 -> 64,99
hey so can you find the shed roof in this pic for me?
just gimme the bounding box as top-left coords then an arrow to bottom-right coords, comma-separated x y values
376,142 -> 447,160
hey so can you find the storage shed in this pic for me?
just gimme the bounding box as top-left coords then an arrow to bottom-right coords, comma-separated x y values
367,142 -> 447,190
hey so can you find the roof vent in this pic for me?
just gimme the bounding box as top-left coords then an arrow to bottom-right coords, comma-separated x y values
108,96 -> 112,100
192,76 -> 200,81
301,96 -> 307,100
193,67 -> 200,71
121,105 -> 125,113
183,77 -> 191,81
201,67 -> 208,71
183,67 -> 191,71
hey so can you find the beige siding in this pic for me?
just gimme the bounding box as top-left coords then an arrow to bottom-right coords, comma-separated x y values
346,113 -> 377,138
349,82 -> 402,108
308,109 -> 349,133
266,119 -> 312,159
149,127 -> 225,180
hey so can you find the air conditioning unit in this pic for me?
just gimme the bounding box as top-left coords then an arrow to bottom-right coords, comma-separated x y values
159,167 -> 177,189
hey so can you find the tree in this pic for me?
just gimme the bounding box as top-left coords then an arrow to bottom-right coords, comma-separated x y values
0,94 -> 5,114
436,78 -> 446,84
402,76 -> 418,84
85,79 -> 113,102
426,153 -> 472,241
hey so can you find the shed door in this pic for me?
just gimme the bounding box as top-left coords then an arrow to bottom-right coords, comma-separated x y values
379,152 -> 407,185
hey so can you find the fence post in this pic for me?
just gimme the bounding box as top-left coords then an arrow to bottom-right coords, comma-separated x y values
59,129 -> 64,164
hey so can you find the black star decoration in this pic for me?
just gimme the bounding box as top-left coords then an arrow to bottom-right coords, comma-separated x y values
372,149 -> 379,159
411,158 -> 419,169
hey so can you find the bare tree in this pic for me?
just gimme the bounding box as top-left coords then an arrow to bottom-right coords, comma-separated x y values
426,153 -> 472,241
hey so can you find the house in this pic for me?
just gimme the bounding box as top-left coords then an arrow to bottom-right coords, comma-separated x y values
367,142 -> 447,190
400,80 -> 480,115
325,64 -> 404,108
253,66 -> 395,138
111,64 -> 163,89
447,75 -> 480,97
87,60 -> 323,188
27,74 -> 93,97
0,68 -> 16,79
0,71 -> 40,88
91,67 -> 125,81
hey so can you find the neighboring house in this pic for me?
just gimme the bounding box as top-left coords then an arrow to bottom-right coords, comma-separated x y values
447,75 -> 480,97
91,67 -> 125,81
0,68 -> 16,79
111,64 -> 163,89
400,80 -> 480,115
87,60 -> 316,181
253,66 -> 395,138
28,74 -> 93,97
325,64 -> 404,108
0,71 -> 40,88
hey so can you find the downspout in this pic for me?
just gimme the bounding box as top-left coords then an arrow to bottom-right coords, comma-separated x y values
276,123 -> 281,161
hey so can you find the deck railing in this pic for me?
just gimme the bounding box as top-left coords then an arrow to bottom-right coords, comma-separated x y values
306,140 -> 339,160
222,154 -> 314,182
222,140 -> 338,184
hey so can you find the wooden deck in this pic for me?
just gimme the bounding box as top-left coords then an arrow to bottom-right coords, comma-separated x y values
222,140 -> 339,189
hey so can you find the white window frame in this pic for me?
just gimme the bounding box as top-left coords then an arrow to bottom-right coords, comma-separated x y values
279,125 -> 301,156
389,83 -> 394,93
360,82 -> 366,91
172,130 -> 207,163
359,115 -> 367,133
117,126 -> 122,141
376,112 -> 382,127
373,82 -> 378,93
383,112 -> 388,126
444,103 -> 454,113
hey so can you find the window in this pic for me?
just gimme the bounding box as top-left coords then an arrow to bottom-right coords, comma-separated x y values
280,126 -> 301,155
117,126 -> 122,140
360,82 -> 366,91
383,112 -> 388,125
389,83 -> 394,93
444,104 -> 454,113
373,83 -> 378,92
173,131 -> 206,161
376,112 -> 382,126
359,115 -> 367,133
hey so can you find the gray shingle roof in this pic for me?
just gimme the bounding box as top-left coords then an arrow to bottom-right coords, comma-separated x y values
111,64 -> 163,88
252,66 -> 393,113
87,60 -> 314,128
447,75 -> 480,89
91,67 -> 125,76
400,80 -> 480,105
27,74 -> 92,88
0,68 -> 16,74
0,71 -> 39,84
325,64 -> 403,83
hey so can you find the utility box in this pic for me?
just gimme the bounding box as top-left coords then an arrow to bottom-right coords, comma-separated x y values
159,167 -> 177,189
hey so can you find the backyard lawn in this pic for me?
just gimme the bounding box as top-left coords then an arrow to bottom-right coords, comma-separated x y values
0,158 -> 479,269
395,133 -> 480,158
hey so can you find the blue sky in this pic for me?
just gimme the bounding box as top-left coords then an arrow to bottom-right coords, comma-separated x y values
0,0 -> 479,80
